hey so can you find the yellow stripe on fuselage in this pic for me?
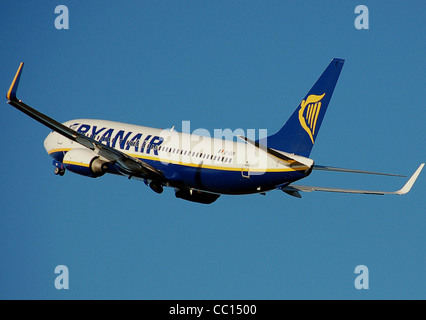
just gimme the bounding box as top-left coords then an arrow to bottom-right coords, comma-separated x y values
48,148 -> 72,154
49,148 -> 308,173
63,160 -> 90,167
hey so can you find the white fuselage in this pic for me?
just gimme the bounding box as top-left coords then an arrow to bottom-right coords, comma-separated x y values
44,119 -> 308,194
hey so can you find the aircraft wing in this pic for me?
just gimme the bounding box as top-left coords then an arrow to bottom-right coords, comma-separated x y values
6,62 -> 164,180
281,163 -> 424,197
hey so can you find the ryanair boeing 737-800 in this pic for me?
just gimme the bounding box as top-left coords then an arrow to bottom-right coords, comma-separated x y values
5,59 -> 423,203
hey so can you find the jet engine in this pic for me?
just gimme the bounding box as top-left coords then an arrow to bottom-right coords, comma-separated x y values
63,148 -> 109,178
175,189 -> 220,204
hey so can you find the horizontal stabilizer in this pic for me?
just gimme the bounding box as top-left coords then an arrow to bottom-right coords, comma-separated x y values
313,165 -> 406,177
281,163 -> 424,196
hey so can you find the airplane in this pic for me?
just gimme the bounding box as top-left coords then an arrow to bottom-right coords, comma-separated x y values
5,59 -> 424,204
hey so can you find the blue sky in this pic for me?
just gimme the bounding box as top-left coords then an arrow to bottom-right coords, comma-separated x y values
0,1 -> 424,299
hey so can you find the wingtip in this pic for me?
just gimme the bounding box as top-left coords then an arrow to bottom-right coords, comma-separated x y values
396,163 -> 424,195
6,62 -> 24,101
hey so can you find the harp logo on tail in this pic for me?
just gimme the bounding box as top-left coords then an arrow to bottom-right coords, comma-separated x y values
298,93 -> 325,144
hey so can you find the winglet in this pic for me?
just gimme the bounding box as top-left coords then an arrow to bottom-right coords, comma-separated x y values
6,62 -> 24,101
395,163 -> 424,195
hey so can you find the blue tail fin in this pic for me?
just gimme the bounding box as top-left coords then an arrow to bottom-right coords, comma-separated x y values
261,58 -> 344,157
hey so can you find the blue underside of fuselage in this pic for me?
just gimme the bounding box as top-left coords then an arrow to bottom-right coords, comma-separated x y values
49,151 -> 306,195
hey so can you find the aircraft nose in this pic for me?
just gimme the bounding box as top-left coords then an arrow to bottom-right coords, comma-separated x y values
43,131 -> 55,154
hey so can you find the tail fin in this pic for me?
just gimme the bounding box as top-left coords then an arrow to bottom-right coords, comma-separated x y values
261,58 -> 344,157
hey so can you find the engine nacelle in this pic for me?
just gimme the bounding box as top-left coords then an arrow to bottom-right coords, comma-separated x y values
63,148 -> 109,178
